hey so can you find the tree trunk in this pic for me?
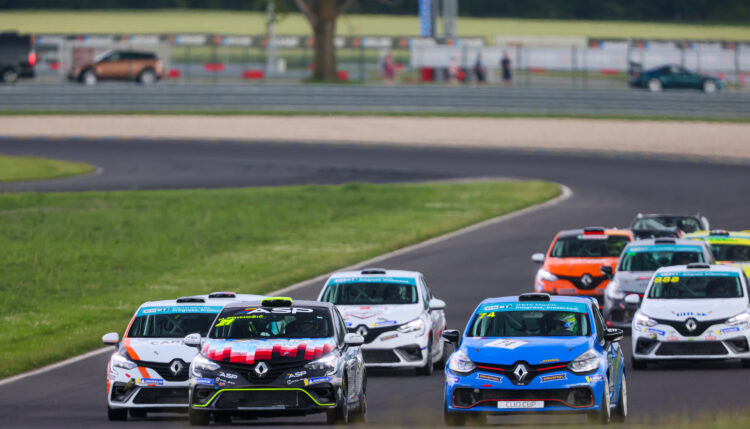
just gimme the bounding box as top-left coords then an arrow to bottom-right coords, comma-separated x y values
312,0 -> 338,81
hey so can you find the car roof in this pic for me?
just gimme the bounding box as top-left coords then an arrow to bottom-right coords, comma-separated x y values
326,268 -> 423,281
222,299 -> 334,311
138,293 -> 265,308
626,238 -> 708,248
654,264 -> 745,275
557,228 -> 630,239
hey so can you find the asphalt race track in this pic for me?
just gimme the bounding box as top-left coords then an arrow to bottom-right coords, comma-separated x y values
1,138 -> 749,428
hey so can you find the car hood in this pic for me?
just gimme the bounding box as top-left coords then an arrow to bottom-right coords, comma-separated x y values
546,257 -> 618,276
337,304 -> 422,329
641,298 -> 746,321
613,271 -> 653,293
461,336 -> 594,365
123,337 -> 199,363
202,338 -> 337,364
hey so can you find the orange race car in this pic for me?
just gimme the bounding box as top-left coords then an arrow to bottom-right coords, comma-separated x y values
531,227 -> 634,306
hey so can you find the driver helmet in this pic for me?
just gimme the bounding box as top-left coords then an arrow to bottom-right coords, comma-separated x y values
552,313 -> 578,333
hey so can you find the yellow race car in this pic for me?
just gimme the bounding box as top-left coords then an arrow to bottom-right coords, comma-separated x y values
685,230 -> 750,276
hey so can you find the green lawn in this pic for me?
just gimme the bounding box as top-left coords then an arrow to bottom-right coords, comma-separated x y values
0,180 -> 559,378
2,10 -> 750,40
0,155 -> 94,182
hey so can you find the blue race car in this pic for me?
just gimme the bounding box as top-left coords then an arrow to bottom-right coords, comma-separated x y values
442,293 -> 626,425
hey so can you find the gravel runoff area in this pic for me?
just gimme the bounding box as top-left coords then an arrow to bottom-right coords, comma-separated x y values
2,115 -> 749,161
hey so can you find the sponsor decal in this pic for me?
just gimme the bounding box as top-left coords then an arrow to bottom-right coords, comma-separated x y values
539,359 -> 560,364
304,376 -> 331,386
330,276 -> 417,285
540,374 -> 567,383
485,339 -> 529,350
237,307 -> 314,315
628,245 -> 703,253
447,375 -> 461,384
137,378 -> 164,386
218,371 -> 237,379
647,328 -> 665,336
585,375 -> 604,382
380,334 -> 398,341
667,336 -> 679,341
345,322 -> 353,327
372,320 -> 398,327
557,288 -> 578,295
705,336 -> 717,341
287,371 -> 307,378
196,378 -> 214,385
674,311 -> 709,318
479,302 -> 588,314
656,271 -> 738,279
477,374 -> 502,383
720,327 -> 741,335
137,305 -> 222,316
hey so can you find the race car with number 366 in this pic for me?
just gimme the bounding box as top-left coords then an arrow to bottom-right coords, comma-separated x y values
186,297 -> 367,426
102,292 -> 263,421
318,268 -> 448,375
630,263 -> 750,369
442,293 -> 626,425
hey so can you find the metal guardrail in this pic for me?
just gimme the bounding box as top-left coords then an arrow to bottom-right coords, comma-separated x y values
1,84 -> 748,118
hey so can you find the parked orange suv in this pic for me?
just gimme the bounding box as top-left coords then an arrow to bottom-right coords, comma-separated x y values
531,227 -> 633,306
68,50 -> 163,85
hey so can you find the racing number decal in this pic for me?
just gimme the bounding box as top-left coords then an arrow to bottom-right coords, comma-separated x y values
654,276 -> 680,283
478,312 -> 495,320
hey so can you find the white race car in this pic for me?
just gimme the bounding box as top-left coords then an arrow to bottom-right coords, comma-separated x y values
630,263 -> 750,369
102,292 -> 264,420
318,268 -> 447,375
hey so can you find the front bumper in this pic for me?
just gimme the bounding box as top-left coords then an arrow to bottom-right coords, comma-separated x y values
443,369 -> 603,414
632,324 -> 750,360
107,372 -> 190,409
189,383 -> 338,414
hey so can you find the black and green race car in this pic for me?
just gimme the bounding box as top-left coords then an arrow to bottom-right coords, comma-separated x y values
629,64 -> 724,93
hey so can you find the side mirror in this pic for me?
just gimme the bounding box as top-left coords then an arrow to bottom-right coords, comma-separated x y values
442,329 -> 460,345
603,328 -> 624,343
344,333 -> 365,346
600,266 -> 613,279
531,253 -> 545,264
429,298 -> 446,311
183,333 -> 202,348
102,332 -> 119,346
624,294 -> 640,305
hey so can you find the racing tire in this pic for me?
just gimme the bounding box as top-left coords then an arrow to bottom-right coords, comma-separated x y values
1,67 -> 19,84
703,80 -> 717,94
631,356 -> 647,370
326,377 -> 349,425
81,69 -> 98,86
741,359 -> 750,368
138,68 -> 157,85
188,409 -> 210,426
647,78 -> 662,92
612,375 -> 627,423
128,408 -> 146,418
350,389 -> 367,423
416,338 -> 434,376
107,406 -> 127,421
587,377 -> 611,425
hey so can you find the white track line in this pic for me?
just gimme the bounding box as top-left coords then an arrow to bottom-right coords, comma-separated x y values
0,182 -> 572,386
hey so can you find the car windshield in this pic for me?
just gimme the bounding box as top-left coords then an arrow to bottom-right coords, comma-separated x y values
709,244 -> 750,262
127,307 -> 221,338
468,302 -> 590,337
550,235 -> 630,258
632,217 -> 700,233
619,247 -> 704,271
648,272 -> 744,299
321,281 -> 418,305
210,306 -> 333,339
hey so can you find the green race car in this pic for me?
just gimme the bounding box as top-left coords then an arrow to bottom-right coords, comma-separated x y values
685,230 -> 750,276
629,64 -> 724,93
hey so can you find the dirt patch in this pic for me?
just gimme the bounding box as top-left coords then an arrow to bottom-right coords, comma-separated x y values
2,115 -> 749,160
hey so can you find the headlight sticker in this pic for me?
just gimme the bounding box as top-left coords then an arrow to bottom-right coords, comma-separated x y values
540,374 -> 567,383
720,327 -> 741,334
447,375 -> 461,384
195,378 -> 214,385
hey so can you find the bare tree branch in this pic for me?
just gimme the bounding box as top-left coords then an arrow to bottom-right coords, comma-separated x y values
293,0 -> 318,27
336,0 -> 358,17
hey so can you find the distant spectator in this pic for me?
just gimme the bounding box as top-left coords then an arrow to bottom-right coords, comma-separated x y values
448,55 -> 459,84
473,53 -> 485,84
382,52 -> 396,83
501,51 -> 512,84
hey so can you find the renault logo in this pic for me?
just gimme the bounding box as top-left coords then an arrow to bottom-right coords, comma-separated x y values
254,361 -> 269,377
513,364 -> 529,381
685,318 -> 698,332
581,274 -> 593,287
169,360 -> 184,376
356,326 -> 368,337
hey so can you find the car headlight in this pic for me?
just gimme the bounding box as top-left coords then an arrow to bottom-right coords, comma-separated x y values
397,318 -> 425,335
448,350 -> 476,374
606,281 -> 625,300
726,312 -> 750,328
568,348 -> 599,374
634,312 -> 657,328
191,354 -> 220,376
111,352 -> 137,370
304,353 -> 339,375
536,269 -> 558,282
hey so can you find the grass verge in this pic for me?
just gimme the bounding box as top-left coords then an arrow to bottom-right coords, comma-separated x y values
0,180 -> 560,379
0,155 -> 94,182
3,10 -> 750,40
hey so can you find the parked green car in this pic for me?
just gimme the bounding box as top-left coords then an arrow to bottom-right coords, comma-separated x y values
629,64 -> 723,93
